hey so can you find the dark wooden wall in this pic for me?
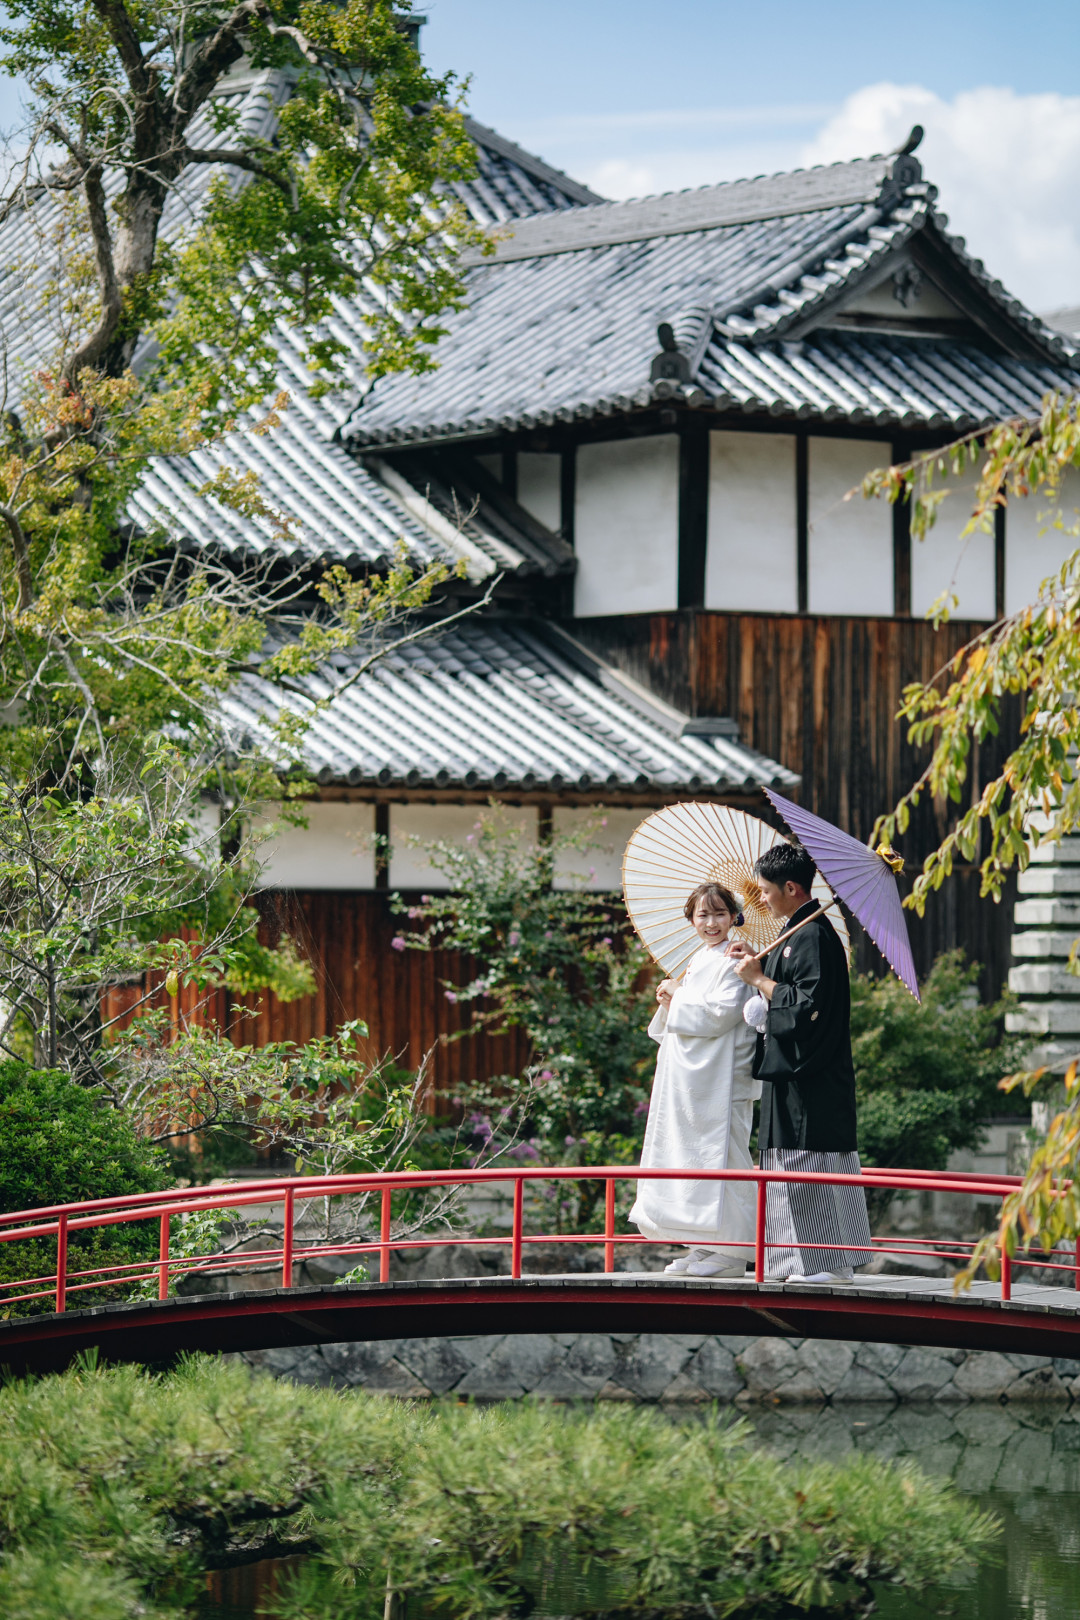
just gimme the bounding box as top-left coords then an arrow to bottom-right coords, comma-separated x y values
105,892 -> 530,1109
575,608 -> 1018,995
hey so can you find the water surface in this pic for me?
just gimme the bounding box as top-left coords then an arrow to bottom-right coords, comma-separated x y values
740,1399 -> 1080,1619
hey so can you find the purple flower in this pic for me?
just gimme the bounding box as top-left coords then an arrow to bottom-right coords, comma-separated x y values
445,990 -> 458,1003
509,1140 -> 540,1161
465,834 -> 475,843
543,930 -> 553,939
599,936 -> 611,947
634,1099 -> 648,1116
539,1069 -> 553,1081
508,930 -> 521,946
407,907 -> 420,919
600,816 -> 608,827
390,935 -> 406,951
564,1135 -> 577,1148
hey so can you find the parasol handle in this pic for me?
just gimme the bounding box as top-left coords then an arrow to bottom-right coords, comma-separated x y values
750,907 -> 822,962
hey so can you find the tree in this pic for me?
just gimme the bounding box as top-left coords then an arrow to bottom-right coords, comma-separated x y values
0,0 -> 483,768
0,1357 -> 996,1618
0,1058 -> 170,1314
864,391 -> 1080,1276
0,0 -> 491,1086
398,808 -> 658,1224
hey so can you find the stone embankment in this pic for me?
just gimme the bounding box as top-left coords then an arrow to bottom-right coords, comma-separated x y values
241,1333 -> 1080,1405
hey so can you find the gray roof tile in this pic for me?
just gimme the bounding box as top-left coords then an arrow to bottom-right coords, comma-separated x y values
224,621 -> 798,795
343,155 -> 1078,448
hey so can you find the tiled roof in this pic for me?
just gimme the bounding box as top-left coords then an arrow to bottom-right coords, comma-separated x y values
343,153 -> 1079,448
0,69 -> 594,578
696,329 -> 1079,430
223,620 -> 798,795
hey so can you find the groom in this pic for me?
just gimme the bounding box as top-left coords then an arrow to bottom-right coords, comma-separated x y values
728,841 -> 871,1283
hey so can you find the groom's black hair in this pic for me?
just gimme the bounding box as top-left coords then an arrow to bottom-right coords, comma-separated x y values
754,841 -> 816,894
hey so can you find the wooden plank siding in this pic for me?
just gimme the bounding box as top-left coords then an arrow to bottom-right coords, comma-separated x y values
104,891 -> 530,1107
574,609 -> 1018,996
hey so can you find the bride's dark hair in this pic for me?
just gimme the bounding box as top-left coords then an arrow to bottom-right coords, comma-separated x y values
683,881 -> 740,923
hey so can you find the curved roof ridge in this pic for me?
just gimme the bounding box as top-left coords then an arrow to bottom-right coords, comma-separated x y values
464,151 -> 924,265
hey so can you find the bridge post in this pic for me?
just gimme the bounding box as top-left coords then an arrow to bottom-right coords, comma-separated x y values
754,1179 -> 766,1284
511,1179 -> 523,1278
158,1213 -> 170,1300
604,1179 -> 615,1273
380,1187 -> 391,1284
1001,1245 -> 1012,1301
55,1214 -> 67,1314
282,1188 -> 295,1289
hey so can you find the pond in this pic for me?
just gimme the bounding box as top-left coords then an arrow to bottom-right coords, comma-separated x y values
202,1397 -> 1080,1620
740,1399 -> 1080,1619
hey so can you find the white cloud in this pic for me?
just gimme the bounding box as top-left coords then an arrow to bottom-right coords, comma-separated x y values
800,83 -> 1080,312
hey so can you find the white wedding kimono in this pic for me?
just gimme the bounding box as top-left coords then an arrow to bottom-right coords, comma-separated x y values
629,944 -> 760,1260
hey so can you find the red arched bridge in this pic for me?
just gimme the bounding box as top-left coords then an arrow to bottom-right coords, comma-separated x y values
1,1166 -> 1078,1376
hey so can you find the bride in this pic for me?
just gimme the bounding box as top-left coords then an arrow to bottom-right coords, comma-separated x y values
629,882 -> 759,1278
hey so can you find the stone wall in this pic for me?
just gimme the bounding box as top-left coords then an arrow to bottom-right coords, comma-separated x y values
240,1333 -> 1080,1405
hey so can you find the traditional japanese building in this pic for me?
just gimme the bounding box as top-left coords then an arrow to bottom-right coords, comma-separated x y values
14,58 -> 1080,1079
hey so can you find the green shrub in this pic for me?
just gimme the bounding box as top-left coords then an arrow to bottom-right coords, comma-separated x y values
0,1061 -> 170,1315
0,1356 -> 997,1620
852,952 -> 1027,1217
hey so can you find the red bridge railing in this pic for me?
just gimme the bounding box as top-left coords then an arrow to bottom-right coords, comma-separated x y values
0,1165 -> 1071,1318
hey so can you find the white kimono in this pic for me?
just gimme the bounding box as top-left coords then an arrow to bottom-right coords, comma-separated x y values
630,944 -> 760,1259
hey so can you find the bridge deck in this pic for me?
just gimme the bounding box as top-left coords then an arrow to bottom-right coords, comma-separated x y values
2,1270 -> 1079,1377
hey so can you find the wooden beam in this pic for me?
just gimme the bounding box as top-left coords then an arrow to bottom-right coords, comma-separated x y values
503,447 -> 518,501
374,803 -> 390,891
678,415 -> 709,609
560,444 -> 576,548
796,431 -> 808,613
995,503 -> 1006,620
892,440 -> 911,616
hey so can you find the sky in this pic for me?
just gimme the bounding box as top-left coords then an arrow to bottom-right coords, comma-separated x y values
0,2 -> 1075,312
419,0 -> 1080,314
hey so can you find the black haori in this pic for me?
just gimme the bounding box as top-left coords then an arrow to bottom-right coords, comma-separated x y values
760,1149 -> 872,1277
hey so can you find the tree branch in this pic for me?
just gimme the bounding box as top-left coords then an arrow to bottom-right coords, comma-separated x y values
63,165 -> 123,381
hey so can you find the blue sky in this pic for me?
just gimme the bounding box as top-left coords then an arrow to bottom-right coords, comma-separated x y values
420,0 -> 1080,311
0,2 -> 1075,309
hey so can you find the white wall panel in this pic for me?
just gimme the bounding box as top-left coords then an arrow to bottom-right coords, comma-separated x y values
807,437 -> 894,616
706,431 -> 797,612
552,807 -> 647,891
256,801 -> 376,889
1005,469 -> 1080,615
910,471 -> 995,620
517,451 -> 562,531
573,435 -> 679,617
390,804 -> 537,890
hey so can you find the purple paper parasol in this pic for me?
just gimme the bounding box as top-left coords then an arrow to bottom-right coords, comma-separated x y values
762,788 -> 920,1002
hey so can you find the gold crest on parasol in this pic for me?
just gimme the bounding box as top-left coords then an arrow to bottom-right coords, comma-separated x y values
622,802 -> 850,980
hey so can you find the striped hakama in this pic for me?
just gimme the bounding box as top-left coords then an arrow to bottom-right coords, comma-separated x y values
760,1149 -> 871,1277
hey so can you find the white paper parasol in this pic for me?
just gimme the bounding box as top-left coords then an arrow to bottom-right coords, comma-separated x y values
622,801 -> 850,979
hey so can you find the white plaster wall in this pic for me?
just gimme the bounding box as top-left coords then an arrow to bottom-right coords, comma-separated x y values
1005,468 -> 1080,614
807,437 -> 894,616
911,471 -> 996,620
517,452 -> 562,531
256,801 -> 376,889
573,435 -> 679,617
706,431 -> 797,612
390,804 -> 537,890
552,807 -> 647,891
